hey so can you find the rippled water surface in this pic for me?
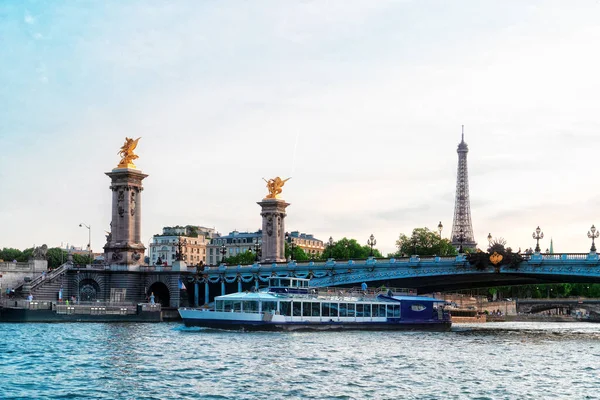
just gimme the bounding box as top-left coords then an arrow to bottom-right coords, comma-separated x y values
1,322 -> 600,399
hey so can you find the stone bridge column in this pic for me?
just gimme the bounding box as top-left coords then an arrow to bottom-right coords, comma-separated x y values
104,168 -> 148,271
258,199 -> 290,263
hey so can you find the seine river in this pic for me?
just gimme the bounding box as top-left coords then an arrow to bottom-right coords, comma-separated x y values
1,322 -> 599,399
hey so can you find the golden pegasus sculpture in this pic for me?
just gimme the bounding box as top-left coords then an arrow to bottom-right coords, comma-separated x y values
263,177 -> 291,199
117,137 -> 141,169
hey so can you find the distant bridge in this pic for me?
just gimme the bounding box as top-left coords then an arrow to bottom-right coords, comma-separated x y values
517,298 -> 600,314
182,252 -> 600,304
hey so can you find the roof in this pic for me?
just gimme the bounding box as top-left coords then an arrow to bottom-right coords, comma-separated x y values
390,296 -> 446,303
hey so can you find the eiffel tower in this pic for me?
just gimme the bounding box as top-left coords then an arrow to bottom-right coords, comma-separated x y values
450,126 -> 477,250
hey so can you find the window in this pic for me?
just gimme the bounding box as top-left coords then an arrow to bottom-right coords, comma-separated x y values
293,302 -> 301,316
356,304 -> 364,317
364,304 -> 371,317
215,300 -> 223,312
339,303 -> 347,317
242,301 -> 258,313
280,302 -> 292,316
303,302 -> 311,317
411,304 -> 426,312
262,301 -> 277,313
223,301 -> 232,312
394,304 -> 401,317
311,302 -> 320,317
387,305 -> 394,318
322,303 -> 330,317
347,304 -> 355,317
232,301 -> 241,312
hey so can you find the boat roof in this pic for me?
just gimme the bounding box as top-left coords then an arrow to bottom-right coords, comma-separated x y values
389,296 -> 446,303
217,292 -> 277,300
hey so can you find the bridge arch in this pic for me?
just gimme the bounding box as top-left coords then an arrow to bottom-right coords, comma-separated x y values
147,281 -> 170,307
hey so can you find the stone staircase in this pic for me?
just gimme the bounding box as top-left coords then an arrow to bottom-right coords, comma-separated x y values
26,263 -> 71,301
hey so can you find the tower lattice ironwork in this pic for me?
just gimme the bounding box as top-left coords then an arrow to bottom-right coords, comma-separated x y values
450,126 -> 477,249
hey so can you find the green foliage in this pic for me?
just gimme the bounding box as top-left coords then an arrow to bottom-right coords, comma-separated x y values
223,251 -> 258,265
0,248 -> 22,262
321,238 -> 382,260
46,248 -> 68,269
284,243 -> 310,261
394,228 -> 457,257
72,253 -> 92,265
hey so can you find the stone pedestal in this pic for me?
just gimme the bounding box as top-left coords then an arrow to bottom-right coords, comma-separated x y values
258,199 -> 289,263
172,260 -> 187,272
104,168 -> 148,271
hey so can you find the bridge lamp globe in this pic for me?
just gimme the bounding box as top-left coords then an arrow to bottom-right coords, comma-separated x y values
587,224 -> 599,252
487,233 -> 492,247
437,221 -> 443,237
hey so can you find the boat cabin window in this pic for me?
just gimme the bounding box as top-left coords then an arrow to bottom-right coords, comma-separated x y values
242,301 -> 258,313
262,301 -> 277,313
280,301 -> 292,316
347,304 -> 355,317
311,302 -> 320,317
363,304 -> 371,317
233,301 -> 241,312
215,300 -> 223,312
373,304 -> 386,317
293,302 -> 301,316
339,303 -> 347,317
356,304 -> 364,317
223,300 -> 232,312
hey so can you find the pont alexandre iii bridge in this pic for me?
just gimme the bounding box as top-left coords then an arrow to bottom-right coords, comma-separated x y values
179,251 -> 600,306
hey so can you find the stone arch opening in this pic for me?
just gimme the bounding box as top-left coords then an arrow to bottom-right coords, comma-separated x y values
148,282 -> 170,307
79,278 -> 101,302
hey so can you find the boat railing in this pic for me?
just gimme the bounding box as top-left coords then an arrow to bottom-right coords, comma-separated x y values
313,286 -> 416,299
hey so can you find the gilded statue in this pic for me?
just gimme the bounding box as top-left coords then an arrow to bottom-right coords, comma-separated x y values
117,137 -> 141,169
263,177 -> 291,199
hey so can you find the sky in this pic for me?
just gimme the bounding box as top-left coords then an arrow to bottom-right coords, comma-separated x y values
1,0 -> 600,256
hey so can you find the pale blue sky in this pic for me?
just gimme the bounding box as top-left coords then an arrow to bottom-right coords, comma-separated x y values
1,1 -> 600,255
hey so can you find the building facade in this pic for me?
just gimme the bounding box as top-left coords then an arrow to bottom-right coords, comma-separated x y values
207,230 -> 262,266
149,225 -> 215,266
287,231 -> 325,257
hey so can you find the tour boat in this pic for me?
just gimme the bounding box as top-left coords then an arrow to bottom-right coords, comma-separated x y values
178,277 -> 451,331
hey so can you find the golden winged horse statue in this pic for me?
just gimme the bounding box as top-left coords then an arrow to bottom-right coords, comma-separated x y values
117,137 -> 141,168
263,177 -> 291,199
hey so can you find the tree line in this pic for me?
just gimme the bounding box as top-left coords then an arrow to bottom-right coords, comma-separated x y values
0,247 -> 92,269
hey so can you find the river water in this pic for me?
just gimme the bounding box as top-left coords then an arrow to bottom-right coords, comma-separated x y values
1,321 -> 599,399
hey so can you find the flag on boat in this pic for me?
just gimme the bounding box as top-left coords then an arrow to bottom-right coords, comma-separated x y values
179,280 -> 186,290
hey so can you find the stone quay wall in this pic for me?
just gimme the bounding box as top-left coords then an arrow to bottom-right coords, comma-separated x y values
0,260 -> 48,291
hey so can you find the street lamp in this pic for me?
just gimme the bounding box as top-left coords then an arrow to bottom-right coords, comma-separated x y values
588,225 -> 599,252
327,236 -> 335,259
367,234 -> 377,257
487,233 -> 492,248
79,223 -> 92,265
219,243 -> 227,264
175,237 -> 187,262
437,221 -> 443,237
253,241 -> 261,262
411,232 -> 418,255
285,232 -> 295,261
532,226 -> 544,253
457,228 -> 465,254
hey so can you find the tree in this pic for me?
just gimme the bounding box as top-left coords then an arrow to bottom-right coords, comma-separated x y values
394,227 -> 457,257
46,247 -> 68,269
0,248 -> 23,262
224,251 -> 258,265
285,243 -> 310,261
320,237 -> 382,260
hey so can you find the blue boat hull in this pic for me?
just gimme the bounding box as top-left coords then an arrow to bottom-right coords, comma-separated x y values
181,318 -> 451,332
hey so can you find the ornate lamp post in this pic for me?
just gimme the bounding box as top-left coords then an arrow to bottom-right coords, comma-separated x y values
457,228 -> 465,254
79,223 -> 92,265
437,221 -> 443,237
487,233 -> 492,248
219,243 -> 227,264
588,224 -> 599,252
253,241 -> 261,262
532,226 -> 544,253
411,232 -> 418,255
285,232 -> 295,261
327,236 -> 335,259
175,237 -> 187,262
367,234 -> 377,257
